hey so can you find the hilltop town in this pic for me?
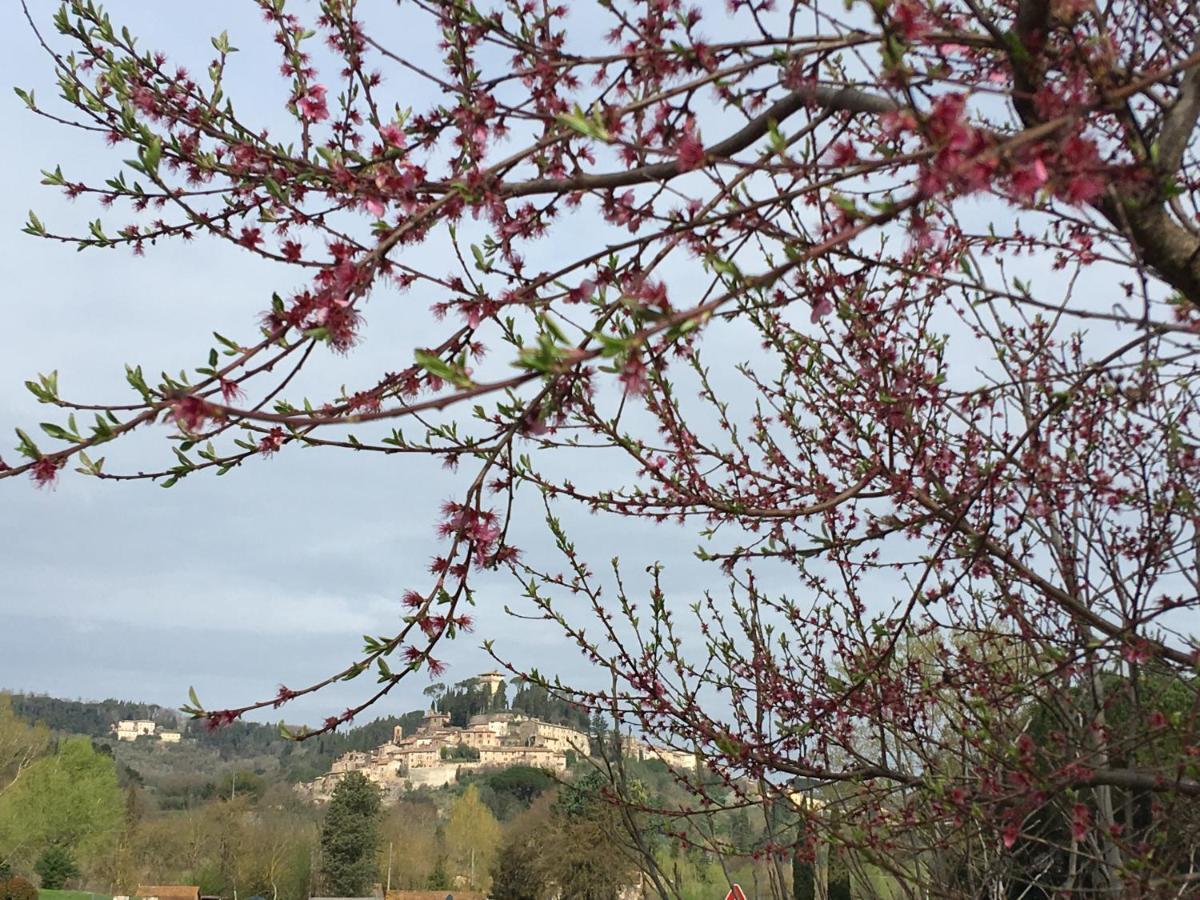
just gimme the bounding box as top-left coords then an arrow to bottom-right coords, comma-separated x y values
301,672 -> 696,801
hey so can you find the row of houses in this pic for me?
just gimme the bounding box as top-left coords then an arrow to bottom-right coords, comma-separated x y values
300,672 -> 699,801
303,705 -> 593,800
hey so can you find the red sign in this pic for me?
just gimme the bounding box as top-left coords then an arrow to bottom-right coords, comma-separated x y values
724,886 -> 747,900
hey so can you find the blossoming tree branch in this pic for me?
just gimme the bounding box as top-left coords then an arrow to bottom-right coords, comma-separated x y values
5,0 -> 1200,894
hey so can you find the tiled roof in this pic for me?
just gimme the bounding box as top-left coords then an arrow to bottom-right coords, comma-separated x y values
135,885 -> 200,900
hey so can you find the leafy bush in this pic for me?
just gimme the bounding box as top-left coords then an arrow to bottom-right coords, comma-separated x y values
439,743 -> 479,761
0,876 -> 38,900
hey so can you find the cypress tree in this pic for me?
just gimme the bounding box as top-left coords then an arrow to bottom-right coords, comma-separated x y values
319,772 -> 381,896
792,853 -> 815,900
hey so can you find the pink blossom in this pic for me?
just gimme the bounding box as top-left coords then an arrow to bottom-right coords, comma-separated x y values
204,709 -> 240,731
890,0 -> 929,40
1011,157 -> 1048,199
1002,822 -> 1019,849
170,396 -> 214,434
258,427 -> 285,455
619,353 -> 648,395
379,123 -> 406,148
676,130 -> 705,172
828,141 -> 858,167
297,84 -> 329,122
1062,174 -> 1105,204
1121,641 -> 1150,664
238,227 -> 263,249
31,456 -> 61,489
273,685 -> 296,708
1070,803 -> 1090,842
567,279 -> 595,303
219,379 -> 243,404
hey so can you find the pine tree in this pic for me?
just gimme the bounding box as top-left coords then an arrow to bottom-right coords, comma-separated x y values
425,857 -> 448,891
34,846 -> 79,889
489,835 -> 545,900
319,772 -> 381,896
489,796 -> 553,900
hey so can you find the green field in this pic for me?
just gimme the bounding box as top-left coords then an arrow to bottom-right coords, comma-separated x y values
39,890 -> 113,900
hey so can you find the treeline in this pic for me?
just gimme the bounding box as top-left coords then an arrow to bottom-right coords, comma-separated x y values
310,761 -> 779,900
0,693 -> 318,897
508,681 -> 592,731
430,678 -> 592,732
1,693 -> 799,900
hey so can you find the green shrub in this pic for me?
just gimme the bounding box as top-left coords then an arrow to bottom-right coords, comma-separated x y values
35,847 -> 79,890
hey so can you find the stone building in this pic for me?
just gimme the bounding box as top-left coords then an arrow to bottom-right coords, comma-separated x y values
459,724 -> 502,749
475,671 -> 506,695
478,744 -> 567,772
468,711 -> 515,736
619,734 -> 698,771
514,719 -> 590,754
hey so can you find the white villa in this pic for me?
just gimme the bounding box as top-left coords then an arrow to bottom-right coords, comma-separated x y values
112,719 -> 183,743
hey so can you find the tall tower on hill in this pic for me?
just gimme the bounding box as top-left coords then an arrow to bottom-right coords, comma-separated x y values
477,671 -> 505,696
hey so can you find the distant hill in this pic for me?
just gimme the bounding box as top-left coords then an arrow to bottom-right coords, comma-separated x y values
3,691 -> 426,787
3,678 -> 593,796
6,692 -> 179,737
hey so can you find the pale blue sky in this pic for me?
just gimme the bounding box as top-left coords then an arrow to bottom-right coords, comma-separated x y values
0,1 -> 726,724
0,2 -> 1171,733
0,2 -> 528,721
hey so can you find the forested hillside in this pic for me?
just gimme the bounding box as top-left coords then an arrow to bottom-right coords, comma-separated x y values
5,677 -> 590,790
7,694 -> 179,738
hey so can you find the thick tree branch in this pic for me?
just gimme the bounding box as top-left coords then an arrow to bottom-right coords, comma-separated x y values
476,83 -> 899,199
1010,0 -> 1051,126
1102,35 -> 1200,305
1156,35 -> 1200,173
